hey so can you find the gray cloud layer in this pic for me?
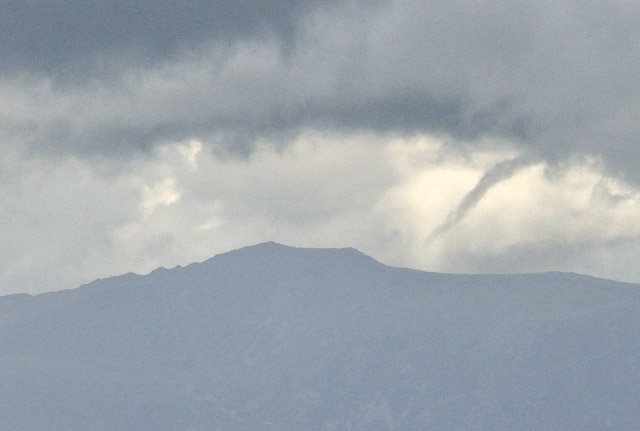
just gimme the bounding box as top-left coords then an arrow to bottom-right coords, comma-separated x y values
0,0 -> 315,76
4,0 -> 640,182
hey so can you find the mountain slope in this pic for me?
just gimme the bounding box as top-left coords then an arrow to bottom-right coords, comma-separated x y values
1,242 -> 639,430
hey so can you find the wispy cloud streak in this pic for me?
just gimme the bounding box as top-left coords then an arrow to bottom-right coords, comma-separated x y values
426,155 -> 538,243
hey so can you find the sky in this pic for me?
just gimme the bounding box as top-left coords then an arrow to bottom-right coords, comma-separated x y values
2,0 -> 640,294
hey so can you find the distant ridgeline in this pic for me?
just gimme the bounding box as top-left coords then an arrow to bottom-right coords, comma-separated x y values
1,242 -> 639,430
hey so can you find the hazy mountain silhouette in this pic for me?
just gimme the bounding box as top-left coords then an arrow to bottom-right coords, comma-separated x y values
1,242 -> 639,430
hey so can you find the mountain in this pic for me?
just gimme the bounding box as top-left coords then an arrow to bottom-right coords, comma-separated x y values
1,242 -> 639,430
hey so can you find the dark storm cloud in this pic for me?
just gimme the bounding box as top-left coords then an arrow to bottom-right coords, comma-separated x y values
3,0 -> 640,181
305,93 -> 527,141
0,0 -> 315,78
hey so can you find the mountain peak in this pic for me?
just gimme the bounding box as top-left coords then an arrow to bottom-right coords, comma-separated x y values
203,241 -> 381,270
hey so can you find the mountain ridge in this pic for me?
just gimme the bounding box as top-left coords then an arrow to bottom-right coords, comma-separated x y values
7,241 -> 634,299
1,242 -> 639,430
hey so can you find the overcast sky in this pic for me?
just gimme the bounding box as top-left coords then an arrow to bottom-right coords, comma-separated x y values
2,0 -> 640,294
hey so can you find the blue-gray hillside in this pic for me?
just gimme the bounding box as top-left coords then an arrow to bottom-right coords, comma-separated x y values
1,242 -> 639,430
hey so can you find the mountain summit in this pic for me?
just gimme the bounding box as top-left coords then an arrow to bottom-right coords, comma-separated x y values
1,243 -> 639,430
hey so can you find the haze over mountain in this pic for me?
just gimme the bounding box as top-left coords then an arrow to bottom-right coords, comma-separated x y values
1,242 -> 639,430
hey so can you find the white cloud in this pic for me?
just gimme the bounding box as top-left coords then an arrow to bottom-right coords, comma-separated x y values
2,132 -> 640,295
139,179 -> 181,216
378,149 -> 640,278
